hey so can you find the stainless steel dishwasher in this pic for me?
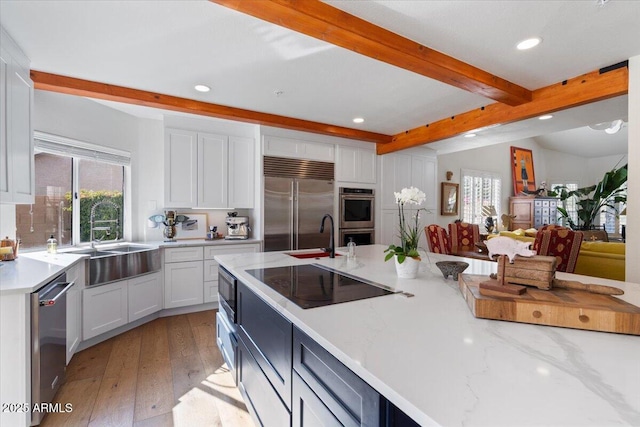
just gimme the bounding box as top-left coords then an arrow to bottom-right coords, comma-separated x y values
31,272 -> 72,426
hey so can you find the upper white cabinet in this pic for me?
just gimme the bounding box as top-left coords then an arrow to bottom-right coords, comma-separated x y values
336,145 -> 376,183
164,129 -> 198,207
198,132 -> 227,207
228,136 -> 255,209
263,135 -> 334,163
165,128 -> 254,208
0,27 -> 34,204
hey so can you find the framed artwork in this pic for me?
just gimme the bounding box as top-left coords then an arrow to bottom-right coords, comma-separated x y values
441,182 -> 459,216
176,213 -> 208,239
511,146 -> 536,195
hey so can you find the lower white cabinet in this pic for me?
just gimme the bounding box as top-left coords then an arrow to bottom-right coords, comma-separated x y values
203,259 -> 219,303
65,262 -> 84,364
203,243 -> 261,304
164,243 -> 261,308
128,272 -> 162,322
83,280 -> 128,340
164,261 -> 204,308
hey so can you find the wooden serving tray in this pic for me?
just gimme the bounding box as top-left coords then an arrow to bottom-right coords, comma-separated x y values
459,274 -> 640,335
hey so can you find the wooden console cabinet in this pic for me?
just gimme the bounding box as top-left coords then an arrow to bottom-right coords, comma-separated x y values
509,197 -> 559,230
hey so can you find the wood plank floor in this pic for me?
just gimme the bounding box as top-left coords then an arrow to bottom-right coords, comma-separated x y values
41,310 -> 253,427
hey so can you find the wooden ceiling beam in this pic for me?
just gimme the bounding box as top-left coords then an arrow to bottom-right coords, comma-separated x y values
30,70 -> 392,144
377,66 -> 629,155
211,0 -> 532,106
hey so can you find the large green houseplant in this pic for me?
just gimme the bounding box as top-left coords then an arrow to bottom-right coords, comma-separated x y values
549,164 -> 627,230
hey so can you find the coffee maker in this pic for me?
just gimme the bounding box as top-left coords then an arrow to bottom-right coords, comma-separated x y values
225,212 -> 250,240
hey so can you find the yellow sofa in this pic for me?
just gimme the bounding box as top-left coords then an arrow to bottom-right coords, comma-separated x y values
487,231 -> 625,281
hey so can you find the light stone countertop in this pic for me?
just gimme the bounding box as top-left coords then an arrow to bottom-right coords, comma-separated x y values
1,239 -> 261,295
0,252 -> 85,295
214,244 -> 640,427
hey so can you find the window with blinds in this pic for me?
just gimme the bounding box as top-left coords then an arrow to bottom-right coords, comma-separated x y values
16,132 -> 130,249
461,169 -> 502,225
550,182 -> 578,227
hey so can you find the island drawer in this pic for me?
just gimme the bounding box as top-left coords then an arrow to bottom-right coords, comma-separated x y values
292,326 -> 381,426
216,311 -> 237,383
237,280 -> 293,410
238,337 -> 291,427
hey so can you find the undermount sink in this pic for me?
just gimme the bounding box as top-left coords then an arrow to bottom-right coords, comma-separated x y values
286,250 -> 342,259
67,244 -> 160,286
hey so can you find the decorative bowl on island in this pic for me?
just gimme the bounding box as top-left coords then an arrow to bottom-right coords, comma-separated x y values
435,261 -> 469,280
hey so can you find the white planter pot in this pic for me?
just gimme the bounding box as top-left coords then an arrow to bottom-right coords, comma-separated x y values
394,255 -> 420,279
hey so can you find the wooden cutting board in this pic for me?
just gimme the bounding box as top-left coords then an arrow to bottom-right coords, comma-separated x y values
459,274 -> 640,335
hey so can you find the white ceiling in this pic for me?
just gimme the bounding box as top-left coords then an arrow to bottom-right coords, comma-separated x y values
1,0 -> 638,156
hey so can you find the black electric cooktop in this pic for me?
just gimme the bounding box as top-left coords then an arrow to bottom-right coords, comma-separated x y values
246,264 -> 395,309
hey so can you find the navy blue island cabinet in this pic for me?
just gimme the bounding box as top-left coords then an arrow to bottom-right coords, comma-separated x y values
233,277 -> 419,427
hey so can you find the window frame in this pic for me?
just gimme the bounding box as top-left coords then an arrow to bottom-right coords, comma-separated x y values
29,132 -> 131,248
460,168 -> 502,226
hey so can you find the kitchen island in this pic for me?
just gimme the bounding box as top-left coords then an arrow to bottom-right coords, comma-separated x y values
215,244 -> 640,427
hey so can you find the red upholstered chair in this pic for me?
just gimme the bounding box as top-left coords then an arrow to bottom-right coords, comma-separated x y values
425,225 -> 451,254
533,225 -> 584,273
448,222 -> 480,248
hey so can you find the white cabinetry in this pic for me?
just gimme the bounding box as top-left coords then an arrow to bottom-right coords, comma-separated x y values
203,243 -> 260,303
164,129 -> 197,207
164,243 -> 260,307
0,27 -> 34,204
379,150 -> 437,246
336,145 -> 376,183
228,136 -> 255,208
66,261 -> 84,364
128,272 -> 162,322
164,246 -> 204,308
83,280 -> 128,340
263,135 -> 334,162
165,128 -> 254,208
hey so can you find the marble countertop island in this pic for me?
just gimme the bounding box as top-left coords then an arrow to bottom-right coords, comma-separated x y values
215,244 -> 640,427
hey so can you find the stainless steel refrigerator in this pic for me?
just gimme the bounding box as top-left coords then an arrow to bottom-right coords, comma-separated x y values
264,176 -> 334,251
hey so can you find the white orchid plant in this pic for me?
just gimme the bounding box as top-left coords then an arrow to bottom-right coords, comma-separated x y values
384,186 -> 426,264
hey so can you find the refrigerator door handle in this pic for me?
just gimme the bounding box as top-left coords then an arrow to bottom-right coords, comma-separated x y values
290,180 -> 295,251
294,180 -> 300,250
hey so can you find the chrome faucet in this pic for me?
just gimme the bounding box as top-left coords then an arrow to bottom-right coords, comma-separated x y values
90,200 -> 120,246
319,214 -> 335,258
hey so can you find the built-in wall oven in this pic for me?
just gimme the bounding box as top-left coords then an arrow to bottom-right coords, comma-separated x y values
339,187 -> 374,229
339,187 -> 375,246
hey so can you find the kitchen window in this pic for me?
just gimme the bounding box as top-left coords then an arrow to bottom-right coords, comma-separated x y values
16,132 -> 130,250
461,169 -> 501,225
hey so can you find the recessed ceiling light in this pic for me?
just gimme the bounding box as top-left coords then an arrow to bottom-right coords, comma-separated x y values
194,85 -> 210,93
538,115 -> 553,120
464,133 -> 476,138
517,37 -> 542,50
353,117 -> 364,124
